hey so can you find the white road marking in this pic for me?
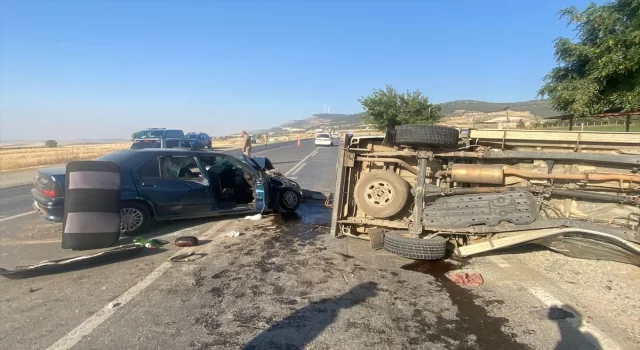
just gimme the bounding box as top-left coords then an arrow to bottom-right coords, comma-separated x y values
0,210 -> 37,223
290,163 -> 306,176
527,286 -> 621,350
285,149 -> 319,176
46,220 -> 229,350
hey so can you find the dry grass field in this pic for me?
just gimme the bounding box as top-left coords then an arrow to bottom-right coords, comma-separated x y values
0,129 -> 378,172
0,143 -> 130,172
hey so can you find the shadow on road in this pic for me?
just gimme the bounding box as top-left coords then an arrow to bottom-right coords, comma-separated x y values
548,305 -> 602,350
242,282 -> 379,350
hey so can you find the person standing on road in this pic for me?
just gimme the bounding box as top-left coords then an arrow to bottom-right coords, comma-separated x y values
263,134 -> 268,146
240,130 -> 252,157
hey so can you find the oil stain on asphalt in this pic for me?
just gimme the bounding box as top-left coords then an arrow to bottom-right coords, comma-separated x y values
402,260 -> 531,350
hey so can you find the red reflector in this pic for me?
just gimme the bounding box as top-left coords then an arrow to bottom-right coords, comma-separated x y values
39,188 -> 56,197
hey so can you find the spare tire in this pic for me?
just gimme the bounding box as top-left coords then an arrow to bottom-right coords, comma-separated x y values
354,170 -> 411,218
383,231 -> 447,260
394,124 -> 459,147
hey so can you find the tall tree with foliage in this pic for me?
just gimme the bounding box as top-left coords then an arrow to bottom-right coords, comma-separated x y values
358,85 -> 442,131
538,0 -> 640,116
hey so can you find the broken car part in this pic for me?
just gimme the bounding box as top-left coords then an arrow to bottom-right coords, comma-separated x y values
174,236 -> 199,247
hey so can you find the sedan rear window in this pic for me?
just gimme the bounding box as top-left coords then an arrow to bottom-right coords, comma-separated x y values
130,140 -> 161,149
316,133 -> 331,138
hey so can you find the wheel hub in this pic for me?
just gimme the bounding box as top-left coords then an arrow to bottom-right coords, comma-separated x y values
120,208 -> 144,232
365,181 -> 394,207
282,191 -> 298,208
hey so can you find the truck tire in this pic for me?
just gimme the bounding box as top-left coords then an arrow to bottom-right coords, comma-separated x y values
354,170 -> 411,218
394,124 -> 459,147
383,231 -> 447,260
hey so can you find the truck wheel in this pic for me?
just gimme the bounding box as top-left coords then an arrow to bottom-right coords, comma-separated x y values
394,124 -> 459,147
354,170 -> 411,218
384,231 -> 447,260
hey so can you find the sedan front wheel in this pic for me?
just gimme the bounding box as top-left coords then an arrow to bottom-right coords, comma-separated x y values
276,189 -> 302,212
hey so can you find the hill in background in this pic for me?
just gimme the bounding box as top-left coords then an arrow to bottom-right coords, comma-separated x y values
255,99 -> 557,133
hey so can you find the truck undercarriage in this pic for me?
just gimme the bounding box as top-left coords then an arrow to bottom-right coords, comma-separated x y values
330,125 -> 640,265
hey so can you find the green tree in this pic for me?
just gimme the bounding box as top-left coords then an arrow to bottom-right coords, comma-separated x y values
516,119 -> 526,129
131,132 -> 138,141
358,84 -> 442,131
44,140 -> 58,148
538,0 -> 640,116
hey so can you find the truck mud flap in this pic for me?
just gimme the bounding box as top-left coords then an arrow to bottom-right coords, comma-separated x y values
457,228 -> 640,266
534,236 -> 640,266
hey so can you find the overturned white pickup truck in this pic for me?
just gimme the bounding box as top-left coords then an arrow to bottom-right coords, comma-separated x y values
330,125 -> 640,265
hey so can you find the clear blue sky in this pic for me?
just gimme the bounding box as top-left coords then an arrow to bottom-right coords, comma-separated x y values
0,0 -> 597,141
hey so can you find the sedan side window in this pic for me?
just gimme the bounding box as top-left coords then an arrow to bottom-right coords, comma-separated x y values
137,157 -> 161,178
159,156 -> 203,180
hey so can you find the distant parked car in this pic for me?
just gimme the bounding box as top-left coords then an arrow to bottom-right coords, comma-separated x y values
129,138 -> 204,150
186,132 -> 213,148
135,128 -> 185,139
31,149 -> 303,237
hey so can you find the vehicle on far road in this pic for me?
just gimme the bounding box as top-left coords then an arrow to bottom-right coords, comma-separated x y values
315,133 -> 334,147
186,132 -> 213,148
135,128 -> 185,139
32,149 -> 303,238
129,138 -> 204,150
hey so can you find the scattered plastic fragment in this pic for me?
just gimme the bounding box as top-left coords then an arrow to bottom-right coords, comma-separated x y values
133,238 -> 169,249
445,271 -> 484,287
244,214 -> 262,221
169,252 -> 207,262
227,231 -> 241,238
108,302 -> 121,309
174,236 -> 199,247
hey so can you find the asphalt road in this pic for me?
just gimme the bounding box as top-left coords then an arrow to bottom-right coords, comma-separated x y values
0,184 -> 33,219
0,138 -> 638,350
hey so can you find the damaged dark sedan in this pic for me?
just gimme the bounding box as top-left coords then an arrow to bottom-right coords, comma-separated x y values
32,149 -> 303,235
